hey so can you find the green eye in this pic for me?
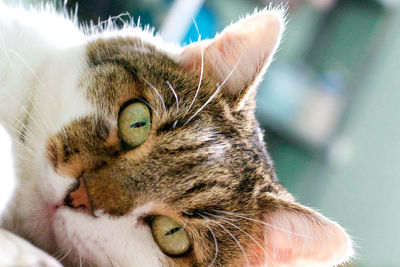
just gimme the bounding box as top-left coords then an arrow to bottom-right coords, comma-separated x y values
118,102 -> 151,148
151,215 -> 190,256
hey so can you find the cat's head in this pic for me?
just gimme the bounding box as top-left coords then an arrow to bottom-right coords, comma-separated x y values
31,7 -> 352,267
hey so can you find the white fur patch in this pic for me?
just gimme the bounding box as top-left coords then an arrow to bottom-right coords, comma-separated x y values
0,126 -> 15,215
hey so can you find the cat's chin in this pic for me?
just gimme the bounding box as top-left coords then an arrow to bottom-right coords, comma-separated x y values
33,191 -> 90,265
14,165 -> 79,257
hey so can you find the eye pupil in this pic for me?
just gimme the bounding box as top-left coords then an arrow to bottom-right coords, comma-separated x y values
165,227 -> 181,236
130,121 -> 147,129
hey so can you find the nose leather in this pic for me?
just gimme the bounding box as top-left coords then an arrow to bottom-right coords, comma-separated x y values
64,177 -> 93,215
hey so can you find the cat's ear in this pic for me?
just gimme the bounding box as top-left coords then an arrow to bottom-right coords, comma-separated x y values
252,197 -> 354,267
180,8 -> 285,108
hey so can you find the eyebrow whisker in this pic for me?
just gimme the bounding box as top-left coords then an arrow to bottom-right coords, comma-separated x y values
212,209 -> 310,238
203,211 -> 271,263
184,41 -> 204,118
137,98 -> 161,120
198,212 -> 249,266
166,80 -> 179,114
196,212 -> 219,266
183,54 -> 242,126
141,76 -> 167,117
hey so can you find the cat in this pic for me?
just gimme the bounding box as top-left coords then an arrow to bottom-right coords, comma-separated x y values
0,1 -> 353,266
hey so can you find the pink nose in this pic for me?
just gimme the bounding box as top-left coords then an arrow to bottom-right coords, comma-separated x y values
64,177 -> 93,215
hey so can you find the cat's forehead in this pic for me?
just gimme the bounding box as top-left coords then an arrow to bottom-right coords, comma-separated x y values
85,38 -> 215,111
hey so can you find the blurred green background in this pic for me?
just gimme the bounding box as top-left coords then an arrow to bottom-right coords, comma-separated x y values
15,0 -> 400,265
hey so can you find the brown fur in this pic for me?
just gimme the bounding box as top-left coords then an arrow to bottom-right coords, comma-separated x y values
46,37 -> 298,266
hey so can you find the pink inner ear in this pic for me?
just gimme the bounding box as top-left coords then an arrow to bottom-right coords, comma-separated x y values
260,210 -> 353,267
179,10 -> 284,100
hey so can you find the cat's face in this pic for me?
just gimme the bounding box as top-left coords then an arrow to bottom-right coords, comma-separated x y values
18,8 -> 352,267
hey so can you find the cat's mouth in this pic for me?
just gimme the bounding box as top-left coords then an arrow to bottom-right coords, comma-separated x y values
63,177 -> 94,215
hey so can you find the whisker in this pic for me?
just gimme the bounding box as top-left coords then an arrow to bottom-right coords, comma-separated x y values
141,76 -> 167,117
183,55 -> 242,126
200,212 -> 250,266
28,94 -> 52,132
4,59 -> 51,135
203,212 -> 238,222
52,248 -> 64,258
13,155 -> 36,167
192,17 -> 201,42
166,80 -> 179,114
13,154 -> 36,164
11,163 -> 35,172
62,127 -> 71,156
2,90 -> 47,135
212,209 -> 310,238
11,137 -> 35,154
105,254 -> 119,267
137,98 -> 161,121
195,213 -> 219,266
2,44 -> 52,133
79,253 -> 83,267
47,141 -> 58,162
184,41 -> 204,118
9,49 -> 45,85
1,108 -> 37,143
203,211 -> 271,263
10,162 -> 35,171
58,248 -> 72,262
13,125 -> 35,146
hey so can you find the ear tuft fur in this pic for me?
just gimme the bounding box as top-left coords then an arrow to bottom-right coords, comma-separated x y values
180,6 -> 287,108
